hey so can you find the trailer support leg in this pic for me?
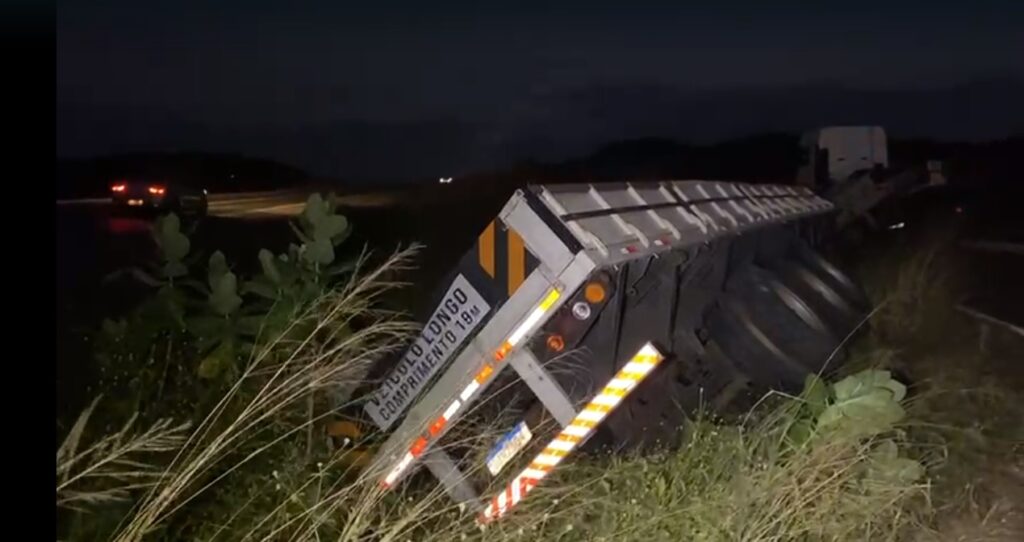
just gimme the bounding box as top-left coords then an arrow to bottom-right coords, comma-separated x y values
509,350 -> 578,427
423,449 -> 479,506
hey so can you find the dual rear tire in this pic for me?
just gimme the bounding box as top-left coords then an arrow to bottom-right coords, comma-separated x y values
600,230 -> 870,450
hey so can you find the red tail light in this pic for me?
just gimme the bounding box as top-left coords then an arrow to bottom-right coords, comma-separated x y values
111,184 -> 126,193
148,185 -> 166,195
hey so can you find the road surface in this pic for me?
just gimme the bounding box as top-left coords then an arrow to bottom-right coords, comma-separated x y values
55,185 -> 509,316
957,229 -> 1024,335
55,189 -> 405,218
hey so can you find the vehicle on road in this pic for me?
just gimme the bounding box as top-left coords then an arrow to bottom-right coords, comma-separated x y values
110,178 -> 208,216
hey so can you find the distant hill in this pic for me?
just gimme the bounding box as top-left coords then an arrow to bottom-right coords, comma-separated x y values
539,134 -> 802,184
58,78 -> 1024,181
56,152 -> 310,199
887,136 -> 1024,188
521,133 -> 1024,189
55,133 -> 1023,202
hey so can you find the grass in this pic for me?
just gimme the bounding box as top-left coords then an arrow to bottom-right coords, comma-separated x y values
57,217 -> 1023,541
58,247 -> 424,541
853,219 -> 1024,541
57,397 -> 190,511
472,412 -> 930,541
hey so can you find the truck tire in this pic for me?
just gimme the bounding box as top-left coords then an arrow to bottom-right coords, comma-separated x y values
703,241 -> 868,396
708,294 -> 812,392
726,266 -> 841,370
598,238 -> 864,450
792,241 -> 870,312
765,259 -> 864,337
596,333 -> 758,451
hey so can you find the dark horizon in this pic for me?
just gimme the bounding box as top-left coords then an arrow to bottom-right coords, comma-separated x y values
58,1 -> 1024,180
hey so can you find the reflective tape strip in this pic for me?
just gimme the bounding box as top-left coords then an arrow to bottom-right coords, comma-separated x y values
563,424 -> 590,437
442,400 -> 461,420
380,288 -> 562,490
382,452 -> 415,488
591,393 -> 624,407
521,467 -> 548,480
460,380 -> 480,402
508,289 -> 561,346
576,408 -> 606,423
533,454 -> 563,466
605,377 -> 636,390
619,359 -> 659,374
546,438 -> 576,451
480,343 -> 665,523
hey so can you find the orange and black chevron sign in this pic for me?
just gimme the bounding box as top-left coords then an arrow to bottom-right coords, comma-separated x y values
473,220 -> 541,298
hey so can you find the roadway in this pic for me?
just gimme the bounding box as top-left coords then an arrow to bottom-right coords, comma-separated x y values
55,189 -> 405,218
957,228 -> 1024,337
55,183 -> 510,336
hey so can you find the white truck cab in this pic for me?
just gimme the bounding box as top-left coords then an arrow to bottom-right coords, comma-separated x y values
797,126 -> 889,189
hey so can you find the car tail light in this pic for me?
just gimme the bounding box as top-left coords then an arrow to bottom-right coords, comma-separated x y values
148,185 -> 166,195
111,184 -> 126,193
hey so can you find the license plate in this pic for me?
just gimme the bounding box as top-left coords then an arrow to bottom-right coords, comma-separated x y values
486,421 -> 533,476
364,274 -> 490,430
127,199 -> 144,206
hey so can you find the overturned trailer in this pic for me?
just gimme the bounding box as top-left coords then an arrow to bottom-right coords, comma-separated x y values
344,180 -> 869,523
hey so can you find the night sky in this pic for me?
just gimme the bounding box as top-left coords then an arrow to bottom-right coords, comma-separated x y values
58,1 -> 1024,180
